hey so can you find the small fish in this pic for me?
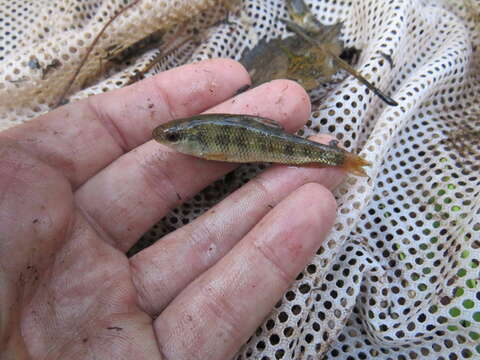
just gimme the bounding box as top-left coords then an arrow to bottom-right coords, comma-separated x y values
153,114 -> 371,176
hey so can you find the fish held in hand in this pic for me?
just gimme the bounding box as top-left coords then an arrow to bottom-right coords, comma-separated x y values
152,114 -> 371,177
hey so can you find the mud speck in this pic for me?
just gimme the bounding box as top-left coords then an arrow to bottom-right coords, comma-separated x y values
107,326 -> 123,331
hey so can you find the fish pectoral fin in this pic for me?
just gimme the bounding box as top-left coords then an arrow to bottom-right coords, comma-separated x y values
205,153 -> 229,161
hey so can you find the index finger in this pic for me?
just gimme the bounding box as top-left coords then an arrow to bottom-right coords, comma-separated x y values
0,59 -> 250,188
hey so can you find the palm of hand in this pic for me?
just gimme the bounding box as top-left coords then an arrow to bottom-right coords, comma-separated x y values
19,187 -> 151,359
0,59 -> 342,360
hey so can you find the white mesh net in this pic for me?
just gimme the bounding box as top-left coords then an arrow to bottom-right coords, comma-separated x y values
1,0 -> 479,359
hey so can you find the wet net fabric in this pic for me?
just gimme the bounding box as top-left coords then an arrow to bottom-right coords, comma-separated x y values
1,0 -> 479,359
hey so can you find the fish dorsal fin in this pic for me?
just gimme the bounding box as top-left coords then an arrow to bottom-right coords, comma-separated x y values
221,114 -> 285,130
251,116 -> 284,129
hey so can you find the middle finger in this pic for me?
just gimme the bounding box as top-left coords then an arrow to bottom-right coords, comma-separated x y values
75,80 -> 310,251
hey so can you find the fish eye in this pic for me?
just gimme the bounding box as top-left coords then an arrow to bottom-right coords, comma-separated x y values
166,132 -> 180,142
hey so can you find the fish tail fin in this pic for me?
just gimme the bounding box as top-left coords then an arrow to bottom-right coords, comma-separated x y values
342,153 -> 371,177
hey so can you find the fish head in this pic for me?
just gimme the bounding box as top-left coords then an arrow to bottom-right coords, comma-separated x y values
153,117 -> 190,143
152,117 -> 207,154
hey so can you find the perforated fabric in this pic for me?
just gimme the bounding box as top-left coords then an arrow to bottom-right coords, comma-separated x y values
1,1 -> 479,359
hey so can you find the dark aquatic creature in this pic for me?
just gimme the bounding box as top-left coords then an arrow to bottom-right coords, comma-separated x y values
240,0 -> 398,106
240,21 -> 344,91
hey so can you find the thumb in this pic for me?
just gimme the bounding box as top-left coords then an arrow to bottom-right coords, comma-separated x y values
0,141 -> 73,355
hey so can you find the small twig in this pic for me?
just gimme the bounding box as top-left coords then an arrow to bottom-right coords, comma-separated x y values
55,0 -> 143,107
125,34 -> 195,85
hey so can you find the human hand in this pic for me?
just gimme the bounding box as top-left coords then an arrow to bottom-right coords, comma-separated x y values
0,59 -> 345,360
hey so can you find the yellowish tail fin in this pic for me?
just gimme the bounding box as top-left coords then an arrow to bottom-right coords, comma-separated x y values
342,153 -> 371,177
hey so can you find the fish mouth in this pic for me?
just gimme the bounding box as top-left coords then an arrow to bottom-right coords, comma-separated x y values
152,125 -> 168,142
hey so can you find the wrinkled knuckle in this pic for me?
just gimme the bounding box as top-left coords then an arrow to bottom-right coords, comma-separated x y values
86,97 -> 129,152
248,177 -> 272,202
201,288 -> 244,340
135,149 -> 180,206
151,76 -> 177,120
253,241 -> 291,285
183,222 -> 217,255
129,257 -> 158,316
